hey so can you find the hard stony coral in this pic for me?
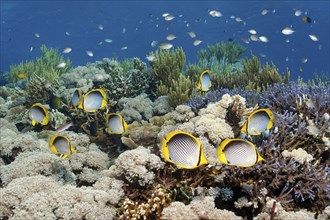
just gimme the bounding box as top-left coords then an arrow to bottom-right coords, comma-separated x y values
61,65 -> 107,93
107,146 -> 164,187
48,109 -> 69,130
118,184 -> 171,220
122,121 -> 161,148
1,129 -> 110,187
118,93 -> 154,123
0,127 -> 46,163
118,93 -> 171,123
253,197 -> 318,220
0,175 -> 116,220
95,57 -> 154,100
161,196 -> 242,220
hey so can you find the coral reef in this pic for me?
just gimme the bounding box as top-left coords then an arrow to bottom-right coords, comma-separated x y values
9,45 -> 71,84
108,146 -> 164,187
149,48 -> 194,107
161,196 -> 242,220
118,93 -> 171,123
1,42 -> 329,219
0,176 -> 116,220
95,57 -> 154,100
198,41 -> 245,65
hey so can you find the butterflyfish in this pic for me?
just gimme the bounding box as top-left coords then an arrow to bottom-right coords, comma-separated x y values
106,113 -> 128,135
28,103 -> 49,126
78,89 -> 107,112
71,89 -> 83,107
217,138 -> 263,167
49,135 -> 76,159
241,108 -> 274,135
161,131 -> 208,169
197,70 -> 212,92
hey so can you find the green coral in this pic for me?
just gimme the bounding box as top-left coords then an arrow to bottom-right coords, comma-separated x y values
149,48 -> 186,90
9,45 -> 71,83
149,48 -> 192,107
218,54 -> 290,92
168,74 -> 193,107
197,41 -> 245,65
190,53 -> 289,92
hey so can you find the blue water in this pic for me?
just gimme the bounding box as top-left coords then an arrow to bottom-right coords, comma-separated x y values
1,1 -> 329,81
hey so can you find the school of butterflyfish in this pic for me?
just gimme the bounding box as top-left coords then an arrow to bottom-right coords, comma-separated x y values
28,70 -> 274,166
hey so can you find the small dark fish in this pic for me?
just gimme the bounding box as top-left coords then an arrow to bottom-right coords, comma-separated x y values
228,38 -> 233,42
90,121 -> 98,136
49,95 -> 62,110
56,122 -> 73,132
302,16 -> 312,23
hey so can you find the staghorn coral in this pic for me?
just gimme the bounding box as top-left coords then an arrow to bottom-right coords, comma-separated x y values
0,175 -> 116,220
161,196 -> 242,220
